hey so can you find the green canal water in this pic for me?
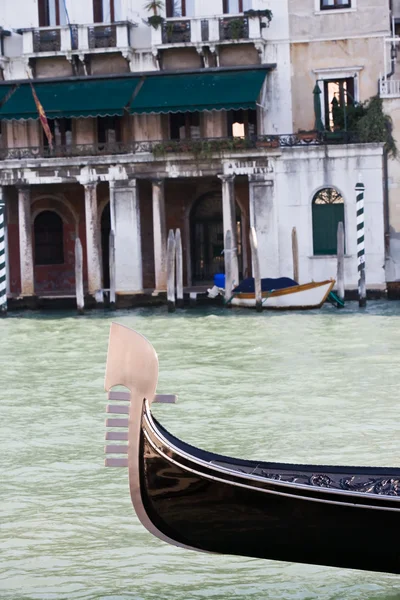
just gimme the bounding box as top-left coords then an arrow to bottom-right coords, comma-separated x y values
1,303 -> 400,600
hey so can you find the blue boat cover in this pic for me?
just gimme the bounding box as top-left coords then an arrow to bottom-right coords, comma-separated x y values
233,277 -> 298,294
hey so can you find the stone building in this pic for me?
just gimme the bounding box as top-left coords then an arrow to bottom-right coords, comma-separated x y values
0,0 -> 390,305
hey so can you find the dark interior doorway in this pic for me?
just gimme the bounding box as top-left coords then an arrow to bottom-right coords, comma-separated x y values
101,203 -> 110,289
190,193 -> 242,284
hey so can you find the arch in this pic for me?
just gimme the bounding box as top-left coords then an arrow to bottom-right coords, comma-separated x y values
31,194 -> 79,236
34,210 -> 64,265
312,187 -> 345,255
189,191 -> 243,283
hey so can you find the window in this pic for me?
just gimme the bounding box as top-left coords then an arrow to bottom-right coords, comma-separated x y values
227,109 -> 257,137
312,188 -> 344,255
166,0 -> 195,17
222,0 -> 252,14
97,116 -> 122,145
34,211 -> 64,266
169,112 -> 200,140
320,0 -> 351,10
93,0 -> 116,23
323,77 -> 354,131
38,0 -> 67,26
44,119 -> 72,148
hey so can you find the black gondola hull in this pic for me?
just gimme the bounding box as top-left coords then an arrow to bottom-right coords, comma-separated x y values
140,410 -> 400,574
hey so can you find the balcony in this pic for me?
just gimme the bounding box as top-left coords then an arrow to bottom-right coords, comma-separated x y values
151,14 -> 265,49
380,77 -> 400,98
20,22 -> 134,57
0,132 -> 362,163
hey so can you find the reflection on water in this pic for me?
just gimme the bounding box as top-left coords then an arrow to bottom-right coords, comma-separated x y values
1,302 -> 400,600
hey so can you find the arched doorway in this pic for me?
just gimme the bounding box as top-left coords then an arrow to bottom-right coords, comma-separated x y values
101,203 -> 111,289
190,193 -> 242,284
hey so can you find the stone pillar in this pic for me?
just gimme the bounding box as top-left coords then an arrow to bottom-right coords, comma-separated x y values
152,179 -> 167,292
218,174 -> 239,286
248,175 -> 279,278
113,179 -> 143,293
84,182 -> 103,303
18,185 -> 34,296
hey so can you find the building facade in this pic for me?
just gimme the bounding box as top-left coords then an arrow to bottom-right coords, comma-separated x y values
0,0 -> 391,305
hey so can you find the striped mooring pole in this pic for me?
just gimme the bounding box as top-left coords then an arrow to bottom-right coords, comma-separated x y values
355,176 -> 366,307
0,198 -> 7,314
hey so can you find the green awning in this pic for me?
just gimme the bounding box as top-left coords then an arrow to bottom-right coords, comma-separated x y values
130,69 -> 267,114
0,78 -> 141,120
0,68 -> 268,121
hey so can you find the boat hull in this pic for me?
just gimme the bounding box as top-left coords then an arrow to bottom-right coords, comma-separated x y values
138,405 -> 400,573
230,280 -> 335,309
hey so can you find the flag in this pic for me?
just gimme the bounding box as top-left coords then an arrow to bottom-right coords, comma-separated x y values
29,81 -> 53,150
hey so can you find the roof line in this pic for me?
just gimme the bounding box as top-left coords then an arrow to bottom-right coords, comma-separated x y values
0,63 -> 276,87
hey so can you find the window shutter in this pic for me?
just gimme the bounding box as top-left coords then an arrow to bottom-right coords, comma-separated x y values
38,0 -> 49,26
166,0 -> 174,17
93,0 -> 103,23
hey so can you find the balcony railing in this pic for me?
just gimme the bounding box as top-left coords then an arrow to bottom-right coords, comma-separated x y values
380,77 -> 400,97
219,17 -> 249,41
21,22 -> 132,55
88,24 -> 117,49
0,133 -> 362,162
152,13 -> 263,46
162,19 -> 191,44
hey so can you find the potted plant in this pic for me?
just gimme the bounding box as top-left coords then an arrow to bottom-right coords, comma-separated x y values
229,17 -> 245,40
144,0 -> 164,29
244,9 -> 273,24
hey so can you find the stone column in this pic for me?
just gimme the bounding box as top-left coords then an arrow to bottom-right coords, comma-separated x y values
152,179 -> 167,292
113,179 -> 143,293
18,185 -> 34,296
218,174 -> 239,286
84,182 -> 103,303
248,174 -> 279,278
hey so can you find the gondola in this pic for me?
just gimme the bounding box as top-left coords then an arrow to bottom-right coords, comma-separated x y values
105,323 -> 400,574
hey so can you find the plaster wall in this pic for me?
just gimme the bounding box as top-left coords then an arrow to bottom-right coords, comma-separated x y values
290,37 -> 385,133
133,114 -> 163,141
382,97 -> 400,281
75,118 -> 95,145
289,0 -> 389,40
271,144 -> 386,287
35,57 -> 73,78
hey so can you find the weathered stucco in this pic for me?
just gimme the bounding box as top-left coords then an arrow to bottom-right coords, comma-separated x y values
382,98 -> 400,281
290,37 -> 385,132
289,0 -> 389,40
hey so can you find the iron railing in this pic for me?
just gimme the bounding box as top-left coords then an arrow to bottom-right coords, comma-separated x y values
162,19 -> 191,44
0,133 -> 362,161
219,16 -> 249,41
88,24 -> 117,49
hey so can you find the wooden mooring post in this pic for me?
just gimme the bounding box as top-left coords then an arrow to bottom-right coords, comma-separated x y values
75,237 -> 84,314
250,226 -> 262,312
175,228 -> 184,308
356,175 -> 366,307
167,229 -> 176,313
224,230 -> 233,306
336,221 -> 345,304
291,226 -> 299,283
109,230 -> 116,310
0,199 -> 7,315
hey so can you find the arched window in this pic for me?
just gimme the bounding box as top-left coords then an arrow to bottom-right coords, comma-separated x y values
312,188 -> 344,255
34,211 -> 64,265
